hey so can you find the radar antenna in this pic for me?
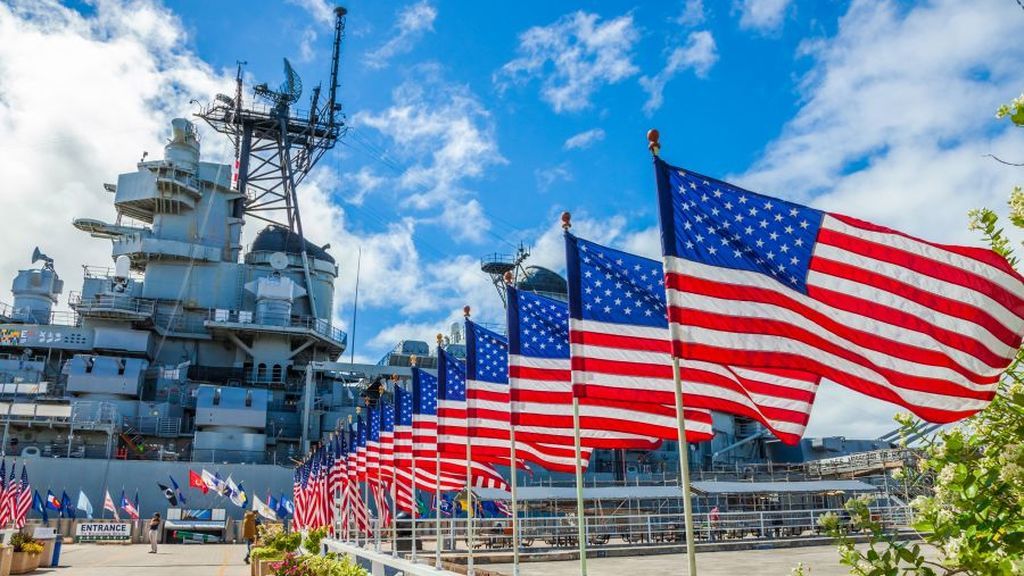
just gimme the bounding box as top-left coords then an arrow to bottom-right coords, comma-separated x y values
195,6 -> 348,321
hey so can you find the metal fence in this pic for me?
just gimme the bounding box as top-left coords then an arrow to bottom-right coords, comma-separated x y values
333,505 -> 913,557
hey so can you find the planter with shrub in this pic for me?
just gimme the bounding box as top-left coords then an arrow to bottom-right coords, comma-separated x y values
9,534 -> 42,575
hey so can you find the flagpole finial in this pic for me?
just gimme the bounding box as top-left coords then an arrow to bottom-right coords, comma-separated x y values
410,354 -> 418,367
503,271 -> 513,285
463,305 -> 471,318
436,333 -> 444,347
647,129 -> 660,157
561,211 -> 571,230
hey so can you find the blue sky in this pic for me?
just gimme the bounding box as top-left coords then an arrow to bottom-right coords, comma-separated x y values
3,0 -> 1024,437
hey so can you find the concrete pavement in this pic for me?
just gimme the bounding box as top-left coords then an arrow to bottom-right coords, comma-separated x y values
53,543 -> 250,575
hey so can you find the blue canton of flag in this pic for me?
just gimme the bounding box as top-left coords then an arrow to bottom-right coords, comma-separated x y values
465,321 -> 508,384
381,401 -> 395,432
411,367 -> 438,416
438,347 -> 467,402
658,163 -> 823,293
368,408 -> 381,443
394,386 -> 412,426
356,417 -> 366,449
508,288 -> 569,359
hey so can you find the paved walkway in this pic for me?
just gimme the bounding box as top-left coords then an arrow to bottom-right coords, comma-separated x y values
488,544 -> 855,575
53,543 -> 249,575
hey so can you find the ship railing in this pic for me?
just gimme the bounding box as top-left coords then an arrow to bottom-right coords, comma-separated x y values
329,504 -> 914,556
0,302 -> 12,319
70,401 -> 123,429
127,416 -> 182,437
80,265 -> 144,281
805,449 -> 916,477
0,306 -> 81,327
68,291 -> 155,317
205,309 -> 347,346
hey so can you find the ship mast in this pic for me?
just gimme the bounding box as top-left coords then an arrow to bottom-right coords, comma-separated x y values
196,7 -> 348,321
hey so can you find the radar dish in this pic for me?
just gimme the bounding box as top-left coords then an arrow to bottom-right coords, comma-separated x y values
269,252 -> 289,271
254,59 -> 303,108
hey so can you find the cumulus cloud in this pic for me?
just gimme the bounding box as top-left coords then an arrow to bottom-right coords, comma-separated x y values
735,0 -> 791,33
738,0 -> 1024,243
640,30 -> 719,114
535,164 -> 574,192
563,128 -> 606,150
0,0 -> 231,316
676,0 -> 706,27
355,66 -> 505,242
287,0 -> 335,27
366,1 -> 438,69
496,11 -> 640,113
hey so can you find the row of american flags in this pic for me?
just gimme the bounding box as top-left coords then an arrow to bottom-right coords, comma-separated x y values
293,155 -> 1024,534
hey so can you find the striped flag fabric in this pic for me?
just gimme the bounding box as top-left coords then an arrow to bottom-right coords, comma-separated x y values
2,463 -> 17,527
379,401 -> 396,486
566,233 -> 817,443
0,461 -> 7,527
412,366 -> 510,491
103,489 -> 119,522
439,342 -> 585,473
654,159 -> 1024,423
507,286 -> 714,446
14,466 -> 31,528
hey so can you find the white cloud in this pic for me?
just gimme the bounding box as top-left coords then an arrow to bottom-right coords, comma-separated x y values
735,0 -> 792,33
676,0 -> 706,27
731,0 -> 1024,436
738,0 -> 1024,244
535,164 -> 574,192
287,0 -> 335,27
343,166 -> 387,206
496,11 -> 640,113
563,128 -> 606,150
297,27 -> 318,62
640,31 -> 719,114
0,0 -> 230,317
366,1 -> 438,69
355,66 -> 505,242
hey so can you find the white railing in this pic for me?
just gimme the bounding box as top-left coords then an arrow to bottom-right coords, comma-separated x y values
328,505 -> 913,559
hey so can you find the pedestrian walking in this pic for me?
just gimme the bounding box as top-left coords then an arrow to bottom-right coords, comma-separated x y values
242,510 -> 260,564
148,513 -> 161,553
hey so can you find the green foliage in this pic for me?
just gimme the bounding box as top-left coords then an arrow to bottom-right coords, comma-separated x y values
257,525 -> 301,554
303,527 -> 329,556
301,553 -> 369,576
816,194 -> 1024,574
250,546 -> 286,561
10,532 -> 41,554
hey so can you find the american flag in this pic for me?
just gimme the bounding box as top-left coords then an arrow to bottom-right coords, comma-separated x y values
393,383 -> 461,515
292,466 -> 305,530
567,234 -> 817,443
508,286 -> 713,447
0,461 -> 7,527
378,401 -> 395,485
343,427 -> 371,534
439,343 -> 582,473
1,463 -> 16,527
654,159 -> 1024,423
14,465 -> 30,528
412,366 -> 509,491
356,414 -> 368,483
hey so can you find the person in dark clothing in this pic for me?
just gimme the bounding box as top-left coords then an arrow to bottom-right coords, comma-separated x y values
148,513 -> 161,553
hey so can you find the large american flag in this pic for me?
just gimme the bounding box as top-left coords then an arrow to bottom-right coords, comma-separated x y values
508,286 -> 714,446
655,159 -> 1024,423
379,401 -> 395,485
567,233 -> 819,443
343,426 -> 370,533
393,382 -> 462,505
451,329 -> 588,472
412,366 -> 509,491
367,407 -> 382,484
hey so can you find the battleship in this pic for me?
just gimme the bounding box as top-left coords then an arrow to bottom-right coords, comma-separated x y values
0,6 -> 909,530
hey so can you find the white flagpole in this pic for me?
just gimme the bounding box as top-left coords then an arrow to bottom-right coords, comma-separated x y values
650,129 -> 698,576
505,275 -> 522,576
572,396 -> 588,576
463,308 -> 476,576
409,365 -> 419,564
435,335 -> 444,570
390,481 -> 398,557
563,215 -> 588,576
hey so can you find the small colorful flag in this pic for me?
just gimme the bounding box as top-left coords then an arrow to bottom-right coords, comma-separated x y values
61,491 -> 75,519
76,490 -> 93,520
103,490 -> 120,521
120,491 -> 139,520
158,483 -> 177,506
45,490 -> 61,512
189,469 -> 208,494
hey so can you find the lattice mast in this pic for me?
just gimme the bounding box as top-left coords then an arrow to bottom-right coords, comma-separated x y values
197,6 -> 348,321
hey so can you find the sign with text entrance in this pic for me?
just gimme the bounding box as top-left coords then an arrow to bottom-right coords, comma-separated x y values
75,523 -> 132,542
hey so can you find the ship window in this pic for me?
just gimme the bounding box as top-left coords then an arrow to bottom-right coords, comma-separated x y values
213,388 -> 221,406
257,363 -> 267,382
272,364 -> 282,382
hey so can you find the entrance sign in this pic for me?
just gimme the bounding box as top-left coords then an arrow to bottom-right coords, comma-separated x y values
75,523 -> 132,542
